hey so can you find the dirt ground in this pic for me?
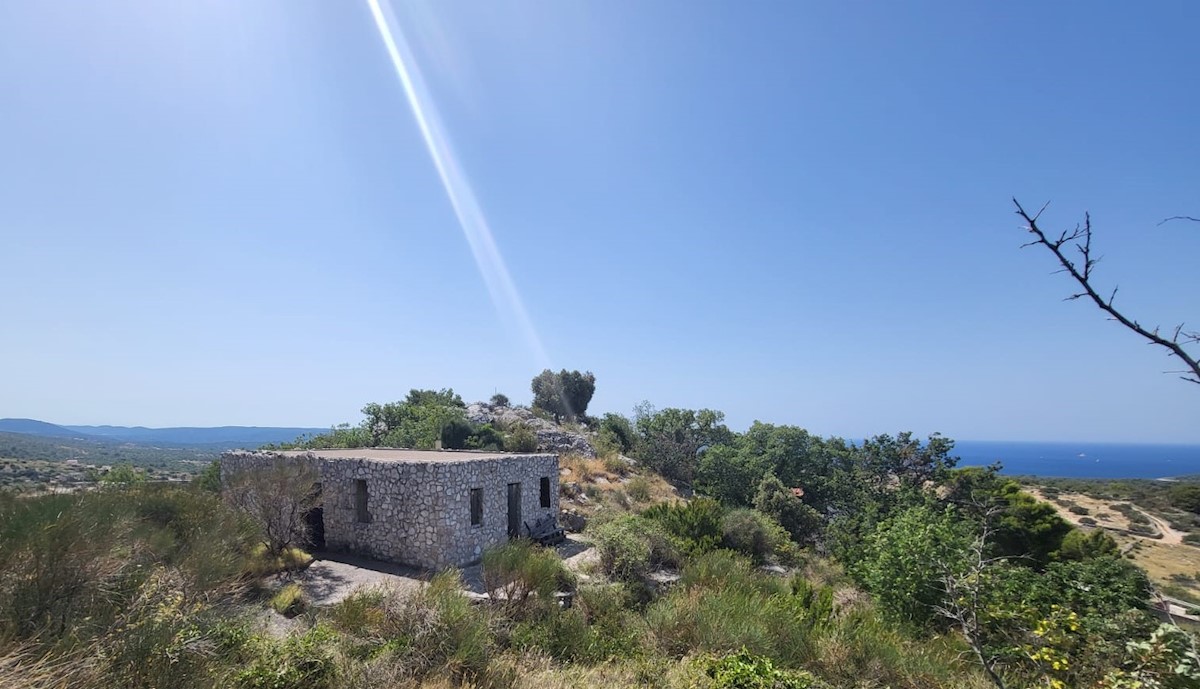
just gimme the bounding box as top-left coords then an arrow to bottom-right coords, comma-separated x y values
294,535 -> 596,607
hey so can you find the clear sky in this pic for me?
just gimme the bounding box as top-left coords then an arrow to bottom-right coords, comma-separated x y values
2,1 -> 1197,443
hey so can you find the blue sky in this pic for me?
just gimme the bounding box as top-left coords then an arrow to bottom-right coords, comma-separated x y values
2,1 -> 1197,443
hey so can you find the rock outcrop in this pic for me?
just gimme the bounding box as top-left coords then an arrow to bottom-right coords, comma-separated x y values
465,402 -> 597,458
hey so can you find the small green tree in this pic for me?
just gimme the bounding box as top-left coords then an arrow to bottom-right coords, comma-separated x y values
440,419 -> 475,449
753,473 -> 824,545
101,462 -> 146,486
489,392 -> 510,407
856,503 -> 975,630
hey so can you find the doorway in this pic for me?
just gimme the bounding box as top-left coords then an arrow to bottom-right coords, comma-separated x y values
304,482 -> 325,550
507,482 -> 522,539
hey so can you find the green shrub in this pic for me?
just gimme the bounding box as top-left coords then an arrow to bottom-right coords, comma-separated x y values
467,424 -> 505,451
244,543 -> 313,578
646,552 -> 816,666
233,625 -> 339,689
328,587 -> 387,635
481,539 -> 572,616
1068,504 -> 1090,515
590,514 -> 680,582
721,509 -> 796,565
627,476 -> 652,503
695,649 -> 819,689
642,497 -> 725,556
603,454 -> 632,476
270,583 -> 307,617
1183,533 -> 1200,546
506,423 -> 539,453
490,393 -> 510,407
441,419 -> 475,450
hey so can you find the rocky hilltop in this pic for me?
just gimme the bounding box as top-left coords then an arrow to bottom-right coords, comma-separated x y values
464,402 -> 596,458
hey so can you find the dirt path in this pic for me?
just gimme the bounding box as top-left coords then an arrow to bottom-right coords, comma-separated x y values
1137,507 -> 1185,545
1028,488 -> 1186,544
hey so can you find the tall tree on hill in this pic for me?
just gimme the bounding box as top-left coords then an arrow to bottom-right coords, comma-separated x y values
531,369 -> 596,423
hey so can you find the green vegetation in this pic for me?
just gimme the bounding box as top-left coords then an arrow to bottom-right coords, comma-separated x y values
531,369 -> 596,423
2,381 -> 1197,689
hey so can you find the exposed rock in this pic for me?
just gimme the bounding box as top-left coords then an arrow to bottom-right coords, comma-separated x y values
560,509 -> 588,533
644,569 -> 682,594
465,401 -> 597,458
535,428 -> 596,458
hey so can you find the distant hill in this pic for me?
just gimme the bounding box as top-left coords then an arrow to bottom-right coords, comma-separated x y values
63,425 -> 328,447
0,431 -> 217,468
0,418 -> 325,449
0,418 -> 97,439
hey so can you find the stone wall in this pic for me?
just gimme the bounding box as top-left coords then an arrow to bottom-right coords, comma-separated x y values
221,450 -> 560,569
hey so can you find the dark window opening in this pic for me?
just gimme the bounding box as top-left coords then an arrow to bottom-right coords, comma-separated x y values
470,487 -> 483,526
355,479 -> 371,523
540,476 -> 551,508
507,482 -> 521,539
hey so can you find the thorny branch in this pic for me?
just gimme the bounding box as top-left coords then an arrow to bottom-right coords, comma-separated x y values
1013,199 -> 1200,386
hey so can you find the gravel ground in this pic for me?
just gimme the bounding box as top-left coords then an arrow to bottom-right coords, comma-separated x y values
295,535 -> 596,607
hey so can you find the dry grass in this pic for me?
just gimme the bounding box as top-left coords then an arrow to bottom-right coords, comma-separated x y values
1116,535 -> 1200,601
558,455 -> 678,516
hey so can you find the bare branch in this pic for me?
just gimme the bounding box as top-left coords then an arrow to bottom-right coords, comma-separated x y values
1014,199 -> 1200,387
1157,215 -> 1200,226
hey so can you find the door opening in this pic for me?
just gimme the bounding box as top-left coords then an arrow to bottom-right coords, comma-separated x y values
506,482 -> 522,539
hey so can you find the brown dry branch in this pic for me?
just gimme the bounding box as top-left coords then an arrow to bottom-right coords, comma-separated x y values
1013,199 -> 1200,386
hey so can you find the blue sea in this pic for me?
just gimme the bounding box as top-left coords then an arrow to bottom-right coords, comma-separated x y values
953,440 -> 1200,479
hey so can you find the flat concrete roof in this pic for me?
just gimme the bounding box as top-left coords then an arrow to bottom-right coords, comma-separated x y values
272,448 -> 549,463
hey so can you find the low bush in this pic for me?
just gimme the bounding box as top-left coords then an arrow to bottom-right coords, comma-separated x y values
482,539 -> 573,616
270,583 -> 307,617
694,649 -> 820,689
244,543 -> 313,578
506,424 -> 539,453
590,514 -> 680,582
1068,504 -> 1091,515
233,625 -> 340,689
627,476 -> 652,503
642,498 -> 725,556
645,551 -> 817,666
603,454 -> 632,476
721,508 -> 796,565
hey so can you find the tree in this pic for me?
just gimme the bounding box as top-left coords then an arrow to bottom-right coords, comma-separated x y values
632,404 -> 735,483
856,503 -> 975,630
224,458 -> 320,555
530,369 -> 595,423
1014,199 -> 1199,386
489,393 -> 510,407
100,462 -> 146,486
753,472 -> 824,545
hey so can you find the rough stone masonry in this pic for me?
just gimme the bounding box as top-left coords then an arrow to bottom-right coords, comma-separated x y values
220,448 -> 560,570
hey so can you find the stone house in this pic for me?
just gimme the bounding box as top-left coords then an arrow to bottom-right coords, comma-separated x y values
220,448 -> 560,569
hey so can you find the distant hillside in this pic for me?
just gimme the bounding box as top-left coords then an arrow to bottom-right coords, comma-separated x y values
64,424 -> 328,447
0,418 -> 96,439
0,431 -> 217,468
0,418 -> 325,448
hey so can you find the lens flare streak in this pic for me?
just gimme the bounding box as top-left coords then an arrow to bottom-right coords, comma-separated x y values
365,0 -> 549,367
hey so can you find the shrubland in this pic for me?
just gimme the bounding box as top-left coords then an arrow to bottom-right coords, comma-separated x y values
3,386 -> 1198,689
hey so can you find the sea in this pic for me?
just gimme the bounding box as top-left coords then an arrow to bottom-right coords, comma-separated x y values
953,440 -> 1200,480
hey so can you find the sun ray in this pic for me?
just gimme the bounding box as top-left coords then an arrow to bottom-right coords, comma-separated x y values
365,0 -> 550,368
